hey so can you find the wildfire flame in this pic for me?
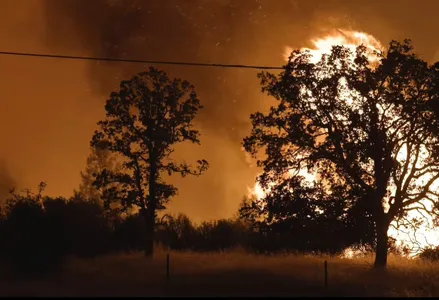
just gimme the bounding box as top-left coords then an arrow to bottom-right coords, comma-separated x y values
248,29 -> 439,258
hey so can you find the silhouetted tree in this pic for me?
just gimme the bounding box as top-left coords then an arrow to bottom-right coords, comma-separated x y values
77,146 -> 120,204
427,61 -> 439,124
91,67 -> 209,257
243,40 -> 439,267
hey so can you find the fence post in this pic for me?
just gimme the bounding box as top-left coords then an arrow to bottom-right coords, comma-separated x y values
166,253 -> 170,283
324,260 -> 328,289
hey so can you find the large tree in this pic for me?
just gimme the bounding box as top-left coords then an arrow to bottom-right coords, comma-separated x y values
243,40 -> 439,267
91,67 -> 208,257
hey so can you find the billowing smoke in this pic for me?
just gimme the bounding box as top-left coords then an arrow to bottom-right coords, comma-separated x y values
41,0 -> 317,220
42,0 -> 439,131
36,0 -> 439,221
42,0 -> 306,130
0,160 -> 16,203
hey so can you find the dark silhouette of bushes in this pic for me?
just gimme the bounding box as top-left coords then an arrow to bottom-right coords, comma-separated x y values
193,219 -> 243,252
64,199 -> 112,258
0,183 -> 393,272
0,194 -> 67,278
42,196 -> 113,259
112,213 -> 146,253
154,214 -> 250,252
0,186 -> 115,278
419,246 -> 439,262
0,195 -> 379,262
156,214 -> 197,251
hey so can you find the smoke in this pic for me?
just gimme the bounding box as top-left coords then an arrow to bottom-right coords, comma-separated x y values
0,160 -> 16,203
41,0 -> 315,220
37,0 -> 439,221
42,0 -> 363,140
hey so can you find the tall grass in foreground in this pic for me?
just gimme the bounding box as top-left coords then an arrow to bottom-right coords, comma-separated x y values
1,247 -> 439,297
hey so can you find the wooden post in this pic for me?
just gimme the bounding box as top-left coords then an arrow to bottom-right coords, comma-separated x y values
324,260 -> 328,289
166,253 -> 170,283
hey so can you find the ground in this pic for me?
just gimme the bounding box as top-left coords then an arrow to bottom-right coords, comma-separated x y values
1,248 -> 438,297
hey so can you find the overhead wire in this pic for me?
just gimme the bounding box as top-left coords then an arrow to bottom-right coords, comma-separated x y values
0,50 -> 284,70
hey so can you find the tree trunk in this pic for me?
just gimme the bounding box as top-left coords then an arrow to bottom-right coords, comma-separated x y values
144,158 -> 158,258
144,212 -> 155,258
374,219 -> 390,268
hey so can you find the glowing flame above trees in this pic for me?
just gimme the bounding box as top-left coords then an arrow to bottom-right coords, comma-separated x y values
247,29 -> 439,258
283,30 -> 383,65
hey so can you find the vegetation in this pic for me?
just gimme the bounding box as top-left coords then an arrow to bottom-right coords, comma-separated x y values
77,146 -> 120,203
241,39 -> 439,268
90,67 -> 209,257
0,182 -> 402,280
1,250 -> 439,297
418,246 -> 439,262
1,48 -> 439,295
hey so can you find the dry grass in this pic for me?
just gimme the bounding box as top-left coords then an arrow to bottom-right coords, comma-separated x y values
1,247 -> 439,297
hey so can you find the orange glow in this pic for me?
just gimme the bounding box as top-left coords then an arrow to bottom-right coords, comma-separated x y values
248,29 -> 439,257
283,29 -> 382,64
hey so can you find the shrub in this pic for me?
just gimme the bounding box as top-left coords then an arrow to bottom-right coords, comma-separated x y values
65,199 -> 112,258
1,196 -> 67,278
419,246 -> 439,262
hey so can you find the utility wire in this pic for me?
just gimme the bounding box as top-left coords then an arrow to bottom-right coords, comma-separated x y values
0,50 -> 284,70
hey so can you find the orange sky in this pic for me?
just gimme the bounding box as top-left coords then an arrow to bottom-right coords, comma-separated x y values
0,0 -> 438,223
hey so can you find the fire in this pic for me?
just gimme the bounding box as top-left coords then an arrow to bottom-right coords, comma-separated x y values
248,29 -> 439,258
283,29 -> 382,64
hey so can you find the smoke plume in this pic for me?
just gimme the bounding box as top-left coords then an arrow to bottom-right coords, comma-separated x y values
34,0 -> 439,221
0,160 -> 16,203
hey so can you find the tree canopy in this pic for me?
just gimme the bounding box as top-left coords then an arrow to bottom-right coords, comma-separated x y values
91,67 -> 208,256
242,40 -> 439,267
77,146 -> 119,204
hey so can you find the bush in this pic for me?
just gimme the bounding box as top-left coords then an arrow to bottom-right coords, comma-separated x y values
0,196 -> 68,278
112,213 -> 146,253
418,246 -> 439,262
156,214 -> 196,251
64,199 -> 112,258
193,219 -> 240,252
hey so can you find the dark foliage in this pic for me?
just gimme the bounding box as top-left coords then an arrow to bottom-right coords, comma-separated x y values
0,41 -> 438,276
0,185 -> 67,278
0,182 -> 401,271
91,67 -> 208,256
419,246 -> 439,261
112,213 -> 146,253
241,39 -> 439,267
64,199 -> 112,258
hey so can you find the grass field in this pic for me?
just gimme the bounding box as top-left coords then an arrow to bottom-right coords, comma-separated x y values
1,247 -> 439,297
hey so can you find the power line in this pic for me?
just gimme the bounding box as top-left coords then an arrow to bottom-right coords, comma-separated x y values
0,50 -> 284,70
